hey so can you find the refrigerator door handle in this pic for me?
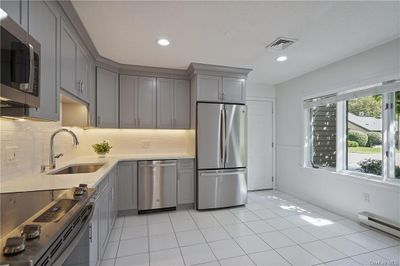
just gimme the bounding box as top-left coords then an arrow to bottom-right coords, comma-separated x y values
220,107 -> 224,166
199,170 -> 247,176
223,106 -> 228,165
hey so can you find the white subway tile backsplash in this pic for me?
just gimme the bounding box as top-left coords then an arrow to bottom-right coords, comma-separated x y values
0,119 -> 194,183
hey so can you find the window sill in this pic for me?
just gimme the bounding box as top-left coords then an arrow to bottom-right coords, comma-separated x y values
303,166 -> 400,190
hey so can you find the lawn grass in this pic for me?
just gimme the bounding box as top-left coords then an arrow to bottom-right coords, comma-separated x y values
348,146 -> 382,154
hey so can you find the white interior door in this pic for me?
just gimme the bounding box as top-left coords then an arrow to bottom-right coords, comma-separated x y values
247,100 -> 274,190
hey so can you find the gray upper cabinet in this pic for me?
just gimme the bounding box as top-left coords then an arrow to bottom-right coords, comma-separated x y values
0,0 -> 28,30
76,47 -> 89,102
60,19 -> 90,102
157,78 -> 190,129
196,75 -> 222,102
28,0 -> 59,121
173,80 -> 191,128
196,74 -> 246,104
96,67 -> 118,128
137,77 -> 157,128
119,75 -> 138,128
222,77 -> 246,104
119,75 -> 156,129
60,19 -> 77,97
157,78 -> 174,128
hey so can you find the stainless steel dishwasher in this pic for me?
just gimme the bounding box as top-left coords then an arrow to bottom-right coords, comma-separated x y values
138,160 -> 177,213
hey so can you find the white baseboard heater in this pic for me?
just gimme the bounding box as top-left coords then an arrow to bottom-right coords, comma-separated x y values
358,212 -> 400,238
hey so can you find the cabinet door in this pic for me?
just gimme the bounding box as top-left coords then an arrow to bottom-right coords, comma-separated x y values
89,202 -> 99,266
60,19 -> 77,96
137,77 -> 156,128
173,80 -> 190,129
96,67 -> 118,128
1,1 -> 20,25
178,169 -> 195,205
119,75 -> 138,128
222,77 -> 245,104
117,161 -> 137,211
108,170 -> 117,229
197,75 -> 222,102
28,0 -> 59,121
76,46 -> 89,102
98,188 -> 109,255
157,78 -> 174,128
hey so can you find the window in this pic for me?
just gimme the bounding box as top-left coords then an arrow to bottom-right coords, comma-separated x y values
346,95 -> 383,176
304,80 -> 400,182
310,104 -> 336,168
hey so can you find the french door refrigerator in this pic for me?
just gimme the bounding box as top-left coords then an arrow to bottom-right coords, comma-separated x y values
197,102 -> 247,210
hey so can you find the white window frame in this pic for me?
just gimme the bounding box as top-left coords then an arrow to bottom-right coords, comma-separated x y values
304,80 -> 400,182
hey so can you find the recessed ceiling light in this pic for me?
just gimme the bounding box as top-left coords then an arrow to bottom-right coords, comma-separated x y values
158,38 -> 170,46
276,55 -> 288,62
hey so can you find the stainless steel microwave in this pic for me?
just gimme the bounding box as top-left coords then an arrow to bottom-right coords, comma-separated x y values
0,8 -> 40,110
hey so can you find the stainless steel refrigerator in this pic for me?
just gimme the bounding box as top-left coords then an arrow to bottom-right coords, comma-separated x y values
197,102 -> 247,210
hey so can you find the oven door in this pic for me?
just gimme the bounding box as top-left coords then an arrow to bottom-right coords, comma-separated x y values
51,203 -> 95,266
0,10 -> 40,108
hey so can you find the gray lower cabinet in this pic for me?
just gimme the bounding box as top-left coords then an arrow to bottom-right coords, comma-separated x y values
177,159 -> 195,205
117,161 -> 138,211
28,0 -> 59,121
89,201 -> 99,266
157,78 -> 190,129
97,183 -> 109,257
119,75 -> 156,129
97,67 -> 119,128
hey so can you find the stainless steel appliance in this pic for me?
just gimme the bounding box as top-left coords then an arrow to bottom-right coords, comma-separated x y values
138,160 -> 177,213
0,185 -> 95,266
197,103 -> 248,209
0,8 -> 41,113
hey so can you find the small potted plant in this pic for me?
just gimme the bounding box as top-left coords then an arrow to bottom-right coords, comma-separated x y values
92,140 -> 112,158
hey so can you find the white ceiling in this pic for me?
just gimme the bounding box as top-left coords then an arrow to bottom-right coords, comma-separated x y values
72,1 -> 400,85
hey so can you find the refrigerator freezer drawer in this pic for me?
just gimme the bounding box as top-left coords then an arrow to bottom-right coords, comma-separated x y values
138,160 -> 177,211
197,169 -> 247,210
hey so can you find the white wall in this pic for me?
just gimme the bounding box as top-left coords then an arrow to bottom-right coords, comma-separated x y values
276,38 -> 400,222
0,119 -> 194,183
247,82 -> 276,98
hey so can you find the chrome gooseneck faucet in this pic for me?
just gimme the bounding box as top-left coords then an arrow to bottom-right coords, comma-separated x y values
49,128 -> 79,170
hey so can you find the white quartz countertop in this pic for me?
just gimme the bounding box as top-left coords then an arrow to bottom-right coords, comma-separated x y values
0,153 -> 195,193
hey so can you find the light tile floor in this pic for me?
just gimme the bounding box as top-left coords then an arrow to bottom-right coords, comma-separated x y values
100,190 -> 400,266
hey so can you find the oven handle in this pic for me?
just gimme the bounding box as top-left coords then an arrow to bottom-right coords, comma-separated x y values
27,43 -> 34,93
52,203 -> 95,265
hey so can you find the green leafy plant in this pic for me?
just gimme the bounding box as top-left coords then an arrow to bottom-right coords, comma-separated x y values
348,130 -> 368,147
347,140 -> 359,147
358,158 -> 382,175
366,132 -> 382,147
92,140 -> 112,154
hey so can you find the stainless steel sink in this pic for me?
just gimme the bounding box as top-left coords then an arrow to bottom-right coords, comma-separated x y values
49,163 -> 105,175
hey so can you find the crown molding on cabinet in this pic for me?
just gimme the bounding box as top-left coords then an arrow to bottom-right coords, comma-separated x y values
187,63 -> 252,79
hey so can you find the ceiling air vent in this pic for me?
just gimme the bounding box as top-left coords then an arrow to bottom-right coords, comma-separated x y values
266,37 -> 297,51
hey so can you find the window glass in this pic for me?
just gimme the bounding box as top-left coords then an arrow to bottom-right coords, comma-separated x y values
394,91 -> 400,178
346,95 -> 383,176
311,104 -> 336,168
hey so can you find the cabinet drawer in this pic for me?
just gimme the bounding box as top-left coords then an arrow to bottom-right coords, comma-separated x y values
178,159 -> 194,170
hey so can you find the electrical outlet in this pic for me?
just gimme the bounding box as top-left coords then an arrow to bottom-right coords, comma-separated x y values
363,193 -> 370,203
5,146 -> 18,163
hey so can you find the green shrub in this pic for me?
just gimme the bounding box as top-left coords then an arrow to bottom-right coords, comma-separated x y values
358,159 -> 382,175
348,130 -> 368,147
347,141 -> 359,147
366,132 -> 382,147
